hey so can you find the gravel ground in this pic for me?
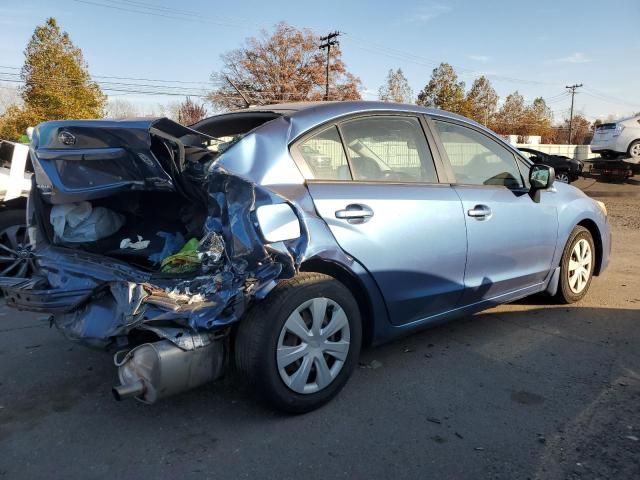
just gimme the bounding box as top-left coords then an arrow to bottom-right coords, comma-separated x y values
0,178 -> 638,480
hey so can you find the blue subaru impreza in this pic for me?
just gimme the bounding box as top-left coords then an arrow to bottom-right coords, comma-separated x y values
2,101 -> 610,412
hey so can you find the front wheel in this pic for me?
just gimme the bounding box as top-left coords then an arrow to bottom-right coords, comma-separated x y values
556,226 -> 595,303
235,272 -> 362,413
555,171 -> 570,183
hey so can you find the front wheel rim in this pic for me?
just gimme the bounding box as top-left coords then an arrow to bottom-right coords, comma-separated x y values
277,297 -> 351,394
557,173 -> 570,183
568,238 -> 592,294
631,143 -> 640,159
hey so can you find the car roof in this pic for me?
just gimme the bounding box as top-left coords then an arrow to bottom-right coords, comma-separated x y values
238,100 -> 487,140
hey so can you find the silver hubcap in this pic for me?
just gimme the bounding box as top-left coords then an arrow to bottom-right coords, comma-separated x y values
568,238 -> 592,294
556,173 -> 569,183
631,143 -> 640,159
277,297 -> 350,394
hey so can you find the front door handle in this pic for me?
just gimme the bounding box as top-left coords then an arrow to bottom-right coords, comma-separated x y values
467,204 -> 491,219
335,204 -> 374,223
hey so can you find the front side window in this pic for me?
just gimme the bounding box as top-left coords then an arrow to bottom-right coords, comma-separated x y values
297,126 -> 351,180
433,120 -> 524,188
339,116 -> 437,183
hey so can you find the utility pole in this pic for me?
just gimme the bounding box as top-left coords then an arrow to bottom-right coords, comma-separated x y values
566,83 -> 583,144
225,75 -> 252,108
319,31 -> 340,101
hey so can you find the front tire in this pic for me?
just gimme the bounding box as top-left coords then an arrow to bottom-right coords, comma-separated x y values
235,272 -> 362,413
556,226 -> 595,304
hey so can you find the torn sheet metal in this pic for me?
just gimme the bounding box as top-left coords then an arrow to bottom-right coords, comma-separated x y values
3,166 -> 307,349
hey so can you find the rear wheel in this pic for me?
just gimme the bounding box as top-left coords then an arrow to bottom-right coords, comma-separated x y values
556,226 -> 595,303
628,140 -> 640,160
235,272 -> 362,413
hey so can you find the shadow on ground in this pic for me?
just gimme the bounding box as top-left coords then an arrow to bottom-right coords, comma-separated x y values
1,304 -> 638,479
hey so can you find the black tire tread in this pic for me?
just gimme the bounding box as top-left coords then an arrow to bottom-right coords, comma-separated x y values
235,272 -> 361,413
555,225 -> 594,304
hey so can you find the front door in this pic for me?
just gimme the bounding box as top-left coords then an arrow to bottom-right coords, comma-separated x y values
431,119 -> 558,304
294,115 -> 467,325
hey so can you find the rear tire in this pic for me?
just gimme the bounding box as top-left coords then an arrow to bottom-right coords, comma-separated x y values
555,226 -> 595,304
628,140 -> 640,160
235,272 -> 362,413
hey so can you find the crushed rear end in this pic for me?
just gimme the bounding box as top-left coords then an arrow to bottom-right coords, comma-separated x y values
2,117 -> 305,403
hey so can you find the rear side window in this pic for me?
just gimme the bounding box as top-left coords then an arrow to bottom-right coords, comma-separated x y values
339,116 -> 437,183
433,120 -> 524,188
297,126 -> 351,180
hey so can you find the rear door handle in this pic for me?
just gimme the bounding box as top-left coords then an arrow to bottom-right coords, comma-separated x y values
335,204 -> 374,223
467,205 -> 491,219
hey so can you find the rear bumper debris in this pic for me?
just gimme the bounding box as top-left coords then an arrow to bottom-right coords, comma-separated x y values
1,169 -> 306,351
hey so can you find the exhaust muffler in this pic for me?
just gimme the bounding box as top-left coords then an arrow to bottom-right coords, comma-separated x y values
112,339 -> 224,403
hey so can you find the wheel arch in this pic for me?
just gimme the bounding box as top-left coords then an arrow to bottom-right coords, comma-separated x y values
576,218 -> 603,276
300,257 -> 374,347
627,138 -> 640,154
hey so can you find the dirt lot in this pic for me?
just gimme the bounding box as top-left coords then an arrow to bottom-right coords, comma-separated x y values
0,178 -> 639,480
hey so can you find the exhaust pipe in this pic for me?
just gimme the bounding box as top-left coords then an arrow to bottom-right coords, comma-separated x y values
112,380 -> 145,401
112,339 -> 224,404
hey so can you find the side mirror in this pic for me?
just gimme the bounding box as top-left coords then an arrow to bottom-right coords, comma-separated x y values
530,164 -> 555,190
529,164 -> 555,202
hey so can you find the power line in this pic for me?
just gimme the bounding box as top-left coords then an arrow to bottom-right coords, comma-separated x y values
70,0 -> 251,29
69,0 -> 558,89
581,88 -> 640,110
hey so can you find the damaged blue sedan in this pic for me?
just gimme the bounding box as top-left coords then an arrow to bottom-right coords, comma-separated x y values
2,101 -> 610,412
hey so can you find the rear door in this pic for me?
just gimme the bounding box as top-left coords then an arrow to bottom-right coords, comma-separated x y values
294,114 -> 467,326
430,118 -> 558,304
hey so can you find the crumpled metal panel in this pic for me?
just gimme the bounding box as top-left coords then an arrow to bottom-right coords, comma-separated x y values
16,165 -> 307,349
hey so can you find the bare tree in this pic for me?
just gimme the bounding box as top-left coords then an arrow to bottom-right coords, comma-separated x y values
207,22 -> 361,110
0,86 -> 21,116
378,68 -> 413,103
105,98 -> 139,118
177,97 -> 208,125
553,115 -> 592,144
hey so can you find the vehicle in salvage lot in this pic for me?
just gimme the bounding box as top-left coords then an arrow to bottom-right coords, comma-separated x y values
1,102 -> 611,412
590,114 -> 640,160
517,147 -> 583,184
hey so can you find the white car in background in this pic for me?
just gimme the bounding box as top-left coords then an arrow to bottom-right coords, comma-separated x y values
591,114 -> 640,161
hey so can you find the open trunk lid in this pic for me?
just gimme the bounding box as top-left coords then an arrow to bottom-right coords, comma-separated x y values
31,118 -> 212,204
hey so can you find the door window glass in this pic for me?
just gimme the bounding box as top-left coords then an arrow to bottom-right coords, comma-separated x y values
297,126 -> 351,180
434,120 -> 524,188
339,116 -> 438,183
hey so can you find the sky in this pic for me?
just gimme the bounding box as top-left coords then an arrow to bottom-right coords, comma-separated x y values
1,0 -> 640,122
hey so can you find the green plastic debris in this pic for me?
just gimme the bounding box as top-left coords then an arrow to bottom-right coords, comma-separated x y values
160,238 -> 201,273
